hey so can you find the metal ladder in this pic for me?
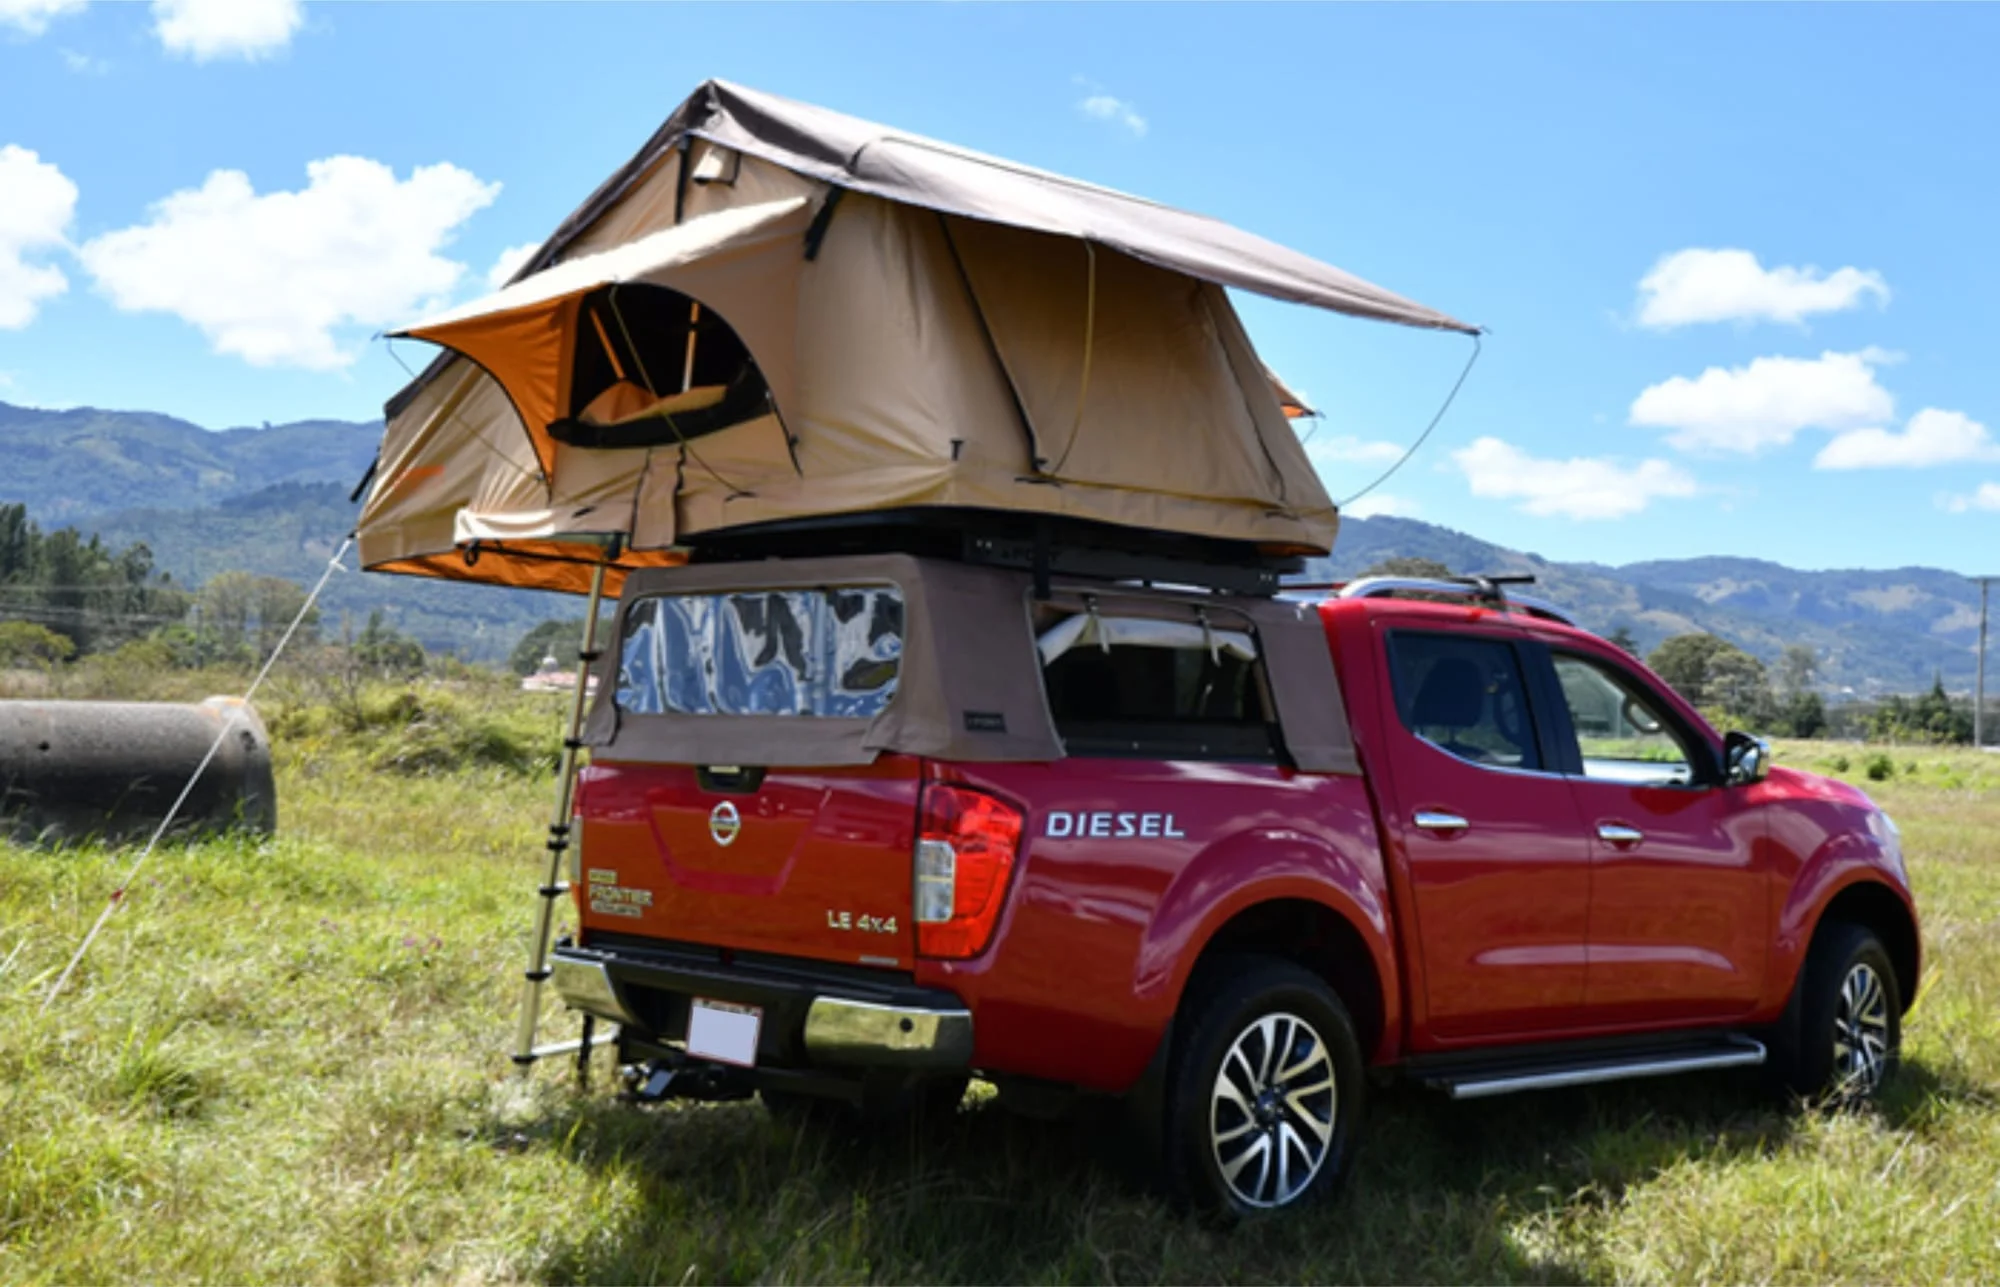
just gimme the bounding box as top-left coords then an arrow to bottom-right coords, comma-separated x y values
510,558 -> 621,1081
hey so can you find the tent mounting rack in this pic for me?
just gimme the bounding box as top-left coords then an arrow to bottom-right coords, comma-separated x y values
688,508 -> 1303,597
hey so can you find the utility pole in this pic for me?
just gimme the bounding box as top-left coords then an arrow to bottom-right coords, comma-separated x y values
1977,577 -> 1994,750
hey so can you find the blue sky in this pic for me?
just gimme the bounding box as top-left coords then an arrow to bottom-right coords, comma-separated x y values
3,1 -> 1999,573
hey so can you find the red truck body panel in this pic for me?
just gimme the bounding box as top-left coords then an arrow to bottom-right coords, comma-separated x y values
575,757 -> 922,969
573,586 -> 1918,1096
912,757 -> 1397,1088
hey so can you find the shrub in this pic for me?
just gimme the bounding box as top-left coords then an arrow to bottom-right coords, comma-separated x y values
1828,754 -> 1851,774
1865,753 -> 1895,782
0,620 -> 76,668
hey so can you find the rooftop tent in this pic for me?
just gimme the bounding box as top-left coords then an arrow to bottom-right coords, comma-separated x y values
362,80 -> 1475,594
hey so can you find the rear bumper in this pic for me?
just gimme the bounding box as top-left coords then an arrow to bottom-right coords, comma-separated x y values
552,938 -> 972,1072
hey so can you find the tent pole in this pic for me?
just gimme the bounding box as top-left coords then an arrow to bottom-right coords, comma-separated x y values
511,558 -> 612,1075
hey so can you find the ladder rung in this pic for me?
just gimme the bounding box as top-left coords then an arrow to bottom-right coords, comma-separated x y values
526,1026 -> 621,1062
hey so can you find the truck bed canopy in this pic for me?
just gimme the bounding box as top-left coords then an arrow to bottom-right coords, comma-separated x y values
364,80 -> 1474,594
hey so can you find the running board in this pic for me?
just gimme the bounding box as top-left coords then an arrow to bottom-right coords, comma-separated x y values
1423,1035 -> 1767,1100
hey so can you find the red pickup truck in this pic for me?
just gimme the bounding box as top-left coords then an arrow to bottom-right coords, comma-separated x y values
552,554 -> 1919,1217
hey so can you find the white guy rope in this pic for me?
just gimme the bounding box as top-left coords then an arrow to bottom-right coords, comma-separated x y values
40,536 -> 353,1011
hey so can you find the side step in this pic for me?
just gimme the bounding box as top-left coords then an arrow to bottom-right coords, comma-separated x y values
1421,1035 -> 1768,1100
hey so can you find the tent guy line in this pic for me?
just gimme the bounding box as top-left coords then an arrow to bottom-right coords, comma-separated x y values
1337,332 -> 1484,509
40,536 -> 354,1013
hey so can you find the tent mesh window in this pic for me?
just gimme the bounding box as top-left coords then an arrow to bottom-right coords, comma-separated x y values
1039,614 -> 1279,762
615,585 -> 903,718
552,283 -> 776,448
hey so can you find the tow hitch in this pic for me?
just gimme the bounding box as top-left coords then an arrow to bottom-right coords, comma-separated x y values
620,1054 -> 756,1104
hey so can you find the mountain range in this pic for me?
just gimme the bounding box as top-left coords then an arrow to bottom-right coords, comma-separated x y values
0,400 -> 1987,691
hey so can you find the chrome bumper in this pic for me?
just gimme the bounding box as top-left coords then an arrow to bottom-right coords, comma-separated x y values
803,996 -> 974,1068
552,955 -> 638,1027
553,947 -> 973,1071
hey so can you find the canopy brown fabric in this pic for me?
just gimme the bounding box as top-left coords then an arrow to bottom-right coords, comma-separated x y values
363,80 -> 1474,592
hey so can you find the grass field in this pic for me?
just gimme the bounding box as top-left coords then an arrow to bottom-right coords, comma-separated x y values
2,682 -> 1997,1283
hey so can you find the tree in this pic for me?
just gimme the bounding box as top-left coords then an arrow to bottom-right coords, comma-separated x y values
0,505 -> 189,653
1606,625 -> 1641,657
1707,647 -> 1772,719
511,618 -> 585,675
1647,633 -> 1734,707
1647,632 -> 1775,727
1863,675 -> 1972,744
1781,690 -> 1828,739
1778,644 -> 1819,697
352,610 -> 427,678
195,571 -> 319,664
1360,556 -> 1453,580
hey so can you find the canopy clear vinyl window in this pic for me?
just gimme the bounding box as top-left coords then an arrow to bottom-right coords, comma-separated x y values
617,585 -> 903,718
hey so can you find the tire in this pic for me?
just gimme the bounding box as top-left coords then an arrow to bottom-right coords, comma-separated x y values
1776,922 -> 1902,1103
1161,957 -> 1365,1218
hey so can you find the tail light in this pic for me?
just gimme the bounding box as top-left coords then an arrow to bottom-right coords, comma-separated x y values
914,783 -> 1023,959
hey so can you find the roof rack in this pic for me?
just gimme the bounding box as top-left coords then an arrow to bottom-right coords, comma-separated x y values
688,508 -> 1302,597
1319,574 -> 1580,627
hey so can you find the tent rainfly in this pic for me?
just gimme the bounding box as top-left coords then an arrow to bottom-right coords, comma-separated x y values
363,79 -> 1476,595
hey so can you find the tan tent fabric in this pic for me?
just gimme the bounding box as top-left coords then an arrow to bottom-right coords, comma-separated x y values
362,81 -> 1473,591
497,80 -> 1475,336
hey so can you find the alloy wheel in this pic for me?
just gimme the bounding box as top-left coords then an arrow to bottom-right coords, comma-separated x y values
1209,1011 -> 1338,1208
1832,960 -> 1892,1096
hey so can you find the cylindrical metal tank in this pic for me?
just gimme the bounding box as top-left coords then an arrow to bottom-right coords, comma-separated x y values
0,697 -> 276,844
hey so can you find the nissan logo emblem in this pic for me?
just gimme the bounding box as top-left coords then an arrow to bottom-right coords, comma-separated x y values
708,801 -> 741,846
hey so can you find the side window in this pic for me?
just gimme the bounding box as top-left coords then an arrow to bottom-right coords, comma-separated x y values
1039,613 -> 1277,761
1387,632 -> 1540,771
1551,652 -> 1700,787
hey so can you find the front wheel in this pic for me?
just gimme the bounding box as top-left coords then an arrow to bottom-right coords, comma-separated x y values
1162,958 -> 1364,1218
1778,922 -> 1902,1102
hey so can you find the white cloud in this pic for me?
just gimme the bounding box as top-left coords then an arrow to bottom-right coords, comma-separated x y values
1078,92 -> 1147,137
1941,483 -> 2000,514
1452,436 -> 1697,520
59,46 -> 107,74
0,0 -> 86,36
0,144 -> 77,330
80,155 -> 500,369
485,241 -> 538,291
152,0 -> 301,61
1629,348 -> 1896,453
1343,493 -> 1420,519
1636,248 -> 1889,329
1815,408 -> 2000,471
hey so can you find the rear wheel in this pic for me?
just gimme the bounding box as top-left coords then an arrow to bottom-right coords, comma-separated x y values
1777,922 -> 1902,1102
1161,958 -> 1364,1218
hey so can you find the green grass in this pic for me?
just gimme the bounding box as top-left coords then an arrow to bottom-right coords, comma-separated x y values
3,704 -> 1998,1282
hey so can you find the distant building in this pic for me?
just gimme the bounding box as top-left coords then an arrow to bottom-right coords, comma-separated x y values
521,652 -> 598,695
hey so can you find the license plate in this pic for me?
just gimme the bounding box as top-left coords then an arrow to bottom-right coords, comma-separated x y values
686,998 -> 762,1067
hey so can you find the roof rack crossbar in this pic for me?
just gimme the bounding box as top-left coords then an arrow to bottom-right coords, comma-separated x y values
1329,575 -> 1580,627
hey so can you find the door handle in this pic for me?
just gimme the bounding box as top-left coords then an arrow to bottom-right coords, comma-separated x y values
1414,811 -> 1470,834
1597,823 -> 1644,845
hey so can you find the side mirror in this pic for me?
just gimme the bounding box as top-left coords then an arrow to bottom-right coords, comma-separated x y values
1724,730 -> 1771,786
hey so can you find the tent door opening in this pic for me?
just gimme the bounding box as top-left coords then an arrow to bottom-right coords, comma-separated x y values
548,283 -> 776,450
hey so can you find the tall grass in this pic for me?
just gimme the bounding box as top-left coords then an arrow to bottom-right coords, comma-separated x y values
2,697 -> 1996,1283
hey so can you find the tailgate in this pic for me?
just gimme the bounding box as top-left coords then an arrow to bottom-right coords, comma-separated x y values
575,757 -> 920,969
